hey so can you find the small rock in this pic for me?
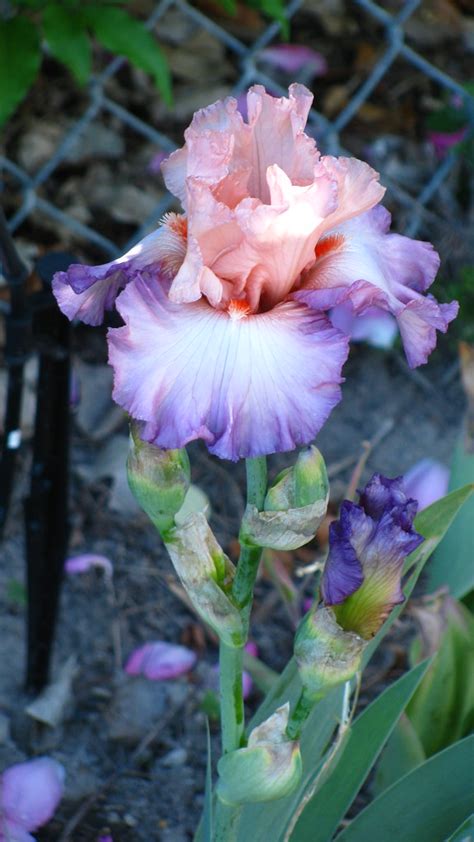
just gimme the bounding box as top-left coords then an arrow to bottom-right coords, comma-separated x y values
65,123 -> 125,163
108,677 -> 188,744
17,121 -> 63,171
161,747 -> 188,768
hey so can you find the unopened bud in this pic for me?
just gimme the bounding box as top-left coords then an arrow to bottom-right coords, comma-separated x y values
165,513 -> 244,647
264,446 -> 328,511
217,704 -> 302,805
294,607 -> 364,700
241,448 -> 328,551
127,423 -> 190,532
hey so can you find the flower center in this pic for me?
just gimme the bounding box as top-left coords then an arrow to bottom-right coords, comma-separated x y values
227,298 -> 251,320
315,233 -> 345,260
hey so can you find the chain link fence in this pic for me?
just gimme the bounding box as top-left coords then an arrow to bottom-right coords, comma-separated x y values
1,0 -> 473,265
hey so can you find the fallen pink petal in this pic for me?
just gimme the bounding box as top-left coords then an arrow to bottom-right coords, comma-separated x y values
124,641 -> 197,680
259,44 -> 327,77
1,758 -> 65,836
245,640 -> 259,659
64,554 -> 113,578
403,458 -> 450,511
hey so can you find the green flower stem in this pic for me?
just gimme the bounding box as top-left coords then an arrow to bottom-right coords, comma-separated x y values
215,457 -> 267,834
232,457 -> 267,614
286,687 -> 320,740
220,640 -> 245,754
245,456 -> 268,508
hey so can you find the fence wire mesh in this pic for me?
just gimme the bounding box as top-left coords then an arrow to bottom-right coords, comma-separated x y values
1,0 -> 473,270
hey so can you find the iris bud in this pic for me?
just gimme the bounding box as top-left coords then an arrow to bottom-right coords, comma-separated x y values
164,513 -> 244,647
217,704 -> 302,805
294,606 -> 364,700
242,446 -> 329,551
127,423 -> 190,533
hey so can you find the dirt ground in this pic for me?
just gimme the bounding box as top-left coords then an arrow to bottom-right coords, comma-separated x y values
0,0 -> 472,838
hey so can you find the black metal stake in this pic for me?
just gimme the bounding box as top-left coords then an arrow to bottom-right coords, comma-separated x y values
24,253 -> 73,693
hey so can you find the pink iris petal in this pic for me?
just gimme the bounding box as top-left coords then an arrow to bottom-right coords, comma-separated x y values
297,204 -> 458,367
53,228 -> 164,326
162,84 -> 318,211
1,758 -> 65,833
64,554 -> 113,578
246,84 -> 317,203
403,458 -> 449,511
259,45 -> 327,77
108,272 -> 349,461
331,302 -> 398,349
316,156 -> 385,235
124,642 -> 197,680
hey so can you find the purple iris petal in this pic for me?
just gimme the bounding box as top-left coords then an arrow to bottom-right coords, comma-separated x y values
52,228 -> 164,326
321,474 -> 424,637
320,514 -> 364,605
358,474 -> 412,521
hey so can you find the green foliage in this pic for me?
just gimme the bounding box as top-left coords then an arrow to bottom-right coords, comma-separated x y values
406,603 -> 474,757
0,16 -> 41,125
372,713 -> 425,795
334,736 -> 474,842
428,438 -> 474,597
2,0 -> 293,126
447,815 -> 474,841
213,0 -> 288,33
291,660 -> 432,842
83,5 -> 172,105
439,267 -> 474,344
0,0 -> 171,126
375,598 -> 474,794
42,4 -> 91,85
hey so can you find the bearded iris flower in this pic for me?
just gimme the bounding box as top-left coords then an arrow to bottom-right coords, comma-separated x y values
321,474 -> 424,639
53,85 -> 457,461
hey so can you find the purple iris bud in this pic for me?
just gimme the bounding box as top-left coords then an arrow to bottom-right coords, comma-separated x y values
321,474 -> 424,639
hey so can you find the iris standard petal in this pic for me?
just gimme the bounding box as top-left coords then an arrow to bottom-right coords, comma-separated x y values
108,273 -> 349,461
246,83 -> 318,202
